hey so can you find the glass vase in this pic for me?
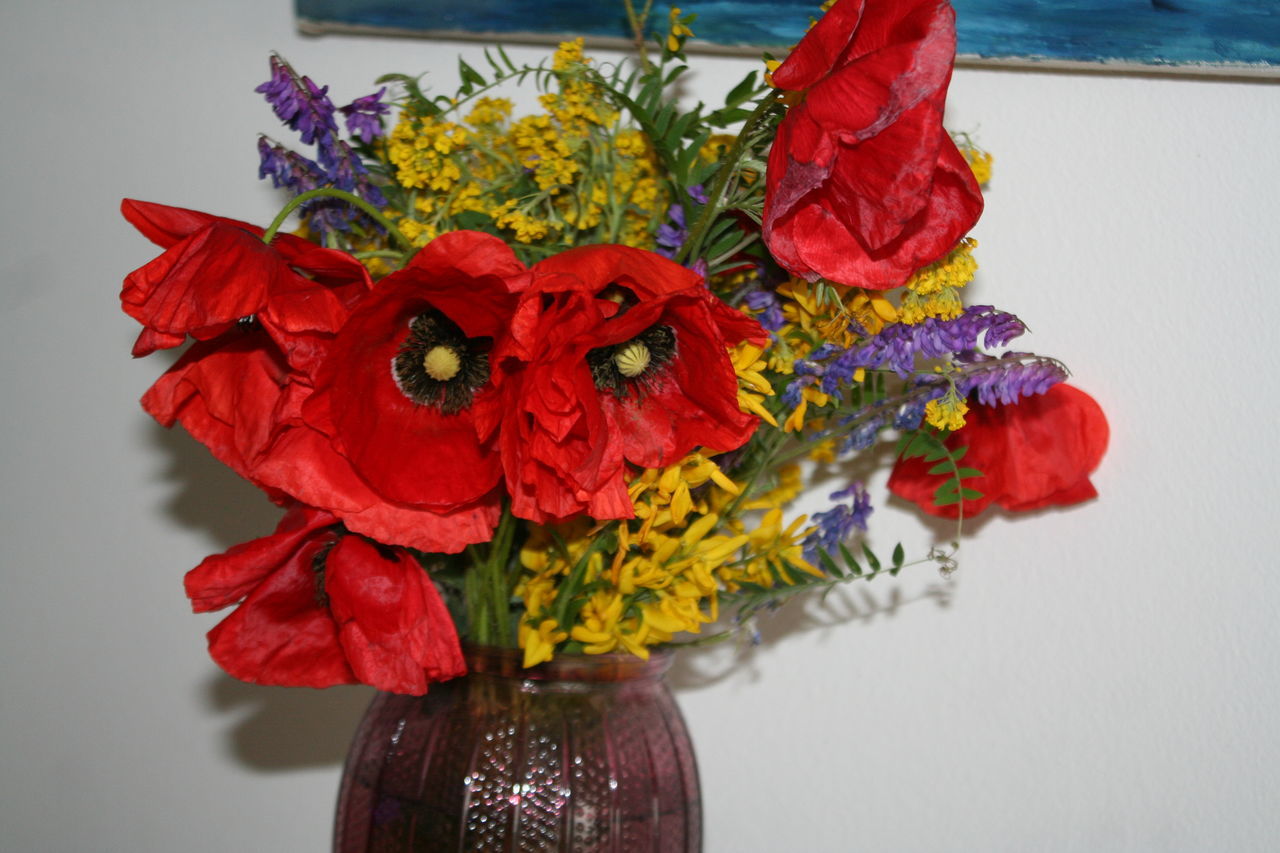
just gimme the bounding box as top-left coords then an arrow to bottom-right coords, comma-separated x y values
334,645 -> 701,852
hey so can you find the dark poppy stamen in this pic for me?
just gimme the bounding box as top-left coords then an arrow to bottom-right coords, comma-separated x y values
588,324 -> 676,397
393,311 -> 490,413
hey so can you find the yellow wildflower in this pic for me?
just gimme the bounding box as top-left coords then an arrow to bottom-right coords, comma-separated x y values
667,7 -> 695,52
962,146 -> 993,185
731,341 -> 778,427
465,96 -> 512,127
900,238 -> 977,324
924,387 -> 969,431
520,617 -> 569,667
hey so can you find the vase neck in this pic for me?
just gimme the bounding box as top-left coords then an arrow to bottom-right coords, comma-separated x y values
463,644 -> 673,683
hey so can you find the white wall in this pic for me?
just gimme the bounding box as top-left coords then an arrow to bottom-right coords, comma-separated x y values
2,1 -> 1278,850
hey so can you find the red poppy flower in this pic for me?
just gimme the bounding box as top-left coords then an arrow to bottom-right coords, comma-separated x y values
249,231 -> 528,551
125,199 -> 373,496
141,331 -> 299,494
496,245 -> 764,523
888,384 -> 1109,518
120,199 -> 371,361
186,504 -> 465,694
762,0 -> 983,289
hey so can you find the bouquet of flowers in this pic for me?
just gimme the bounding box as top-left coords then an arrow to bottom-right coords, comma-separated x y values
121,0 -> 1108,695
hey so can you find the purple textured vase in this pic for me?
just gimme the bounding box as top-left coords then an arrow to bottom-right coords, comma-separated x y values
334,646 -> 701,852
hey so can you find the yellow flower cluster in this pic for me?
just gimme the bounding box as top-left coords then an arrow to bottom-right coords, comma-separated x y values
924,385 -> 970,431
899,237 -> 977,325
380,40 -> 667,253
960,143 -> 994,185
514,450 -> 817,665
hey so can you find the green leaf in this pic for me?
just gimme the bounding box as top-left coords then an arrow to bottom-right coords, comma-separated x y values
959,487 -> 985,500
861,544 -> 881,573
923,445 -> 950,463
933,482 -> 962,506
724,70 -> 760,107
495,45 -> 518,73
837,543 -> 863,576
457,58 -> 487,94
892,543 -> 905,568
675,128 -> 711,181
954,467 -> 984,480
482,48 -> 505,79
668,109 -> 699,145
816,548 -> 845,578
926,460 -> 954,476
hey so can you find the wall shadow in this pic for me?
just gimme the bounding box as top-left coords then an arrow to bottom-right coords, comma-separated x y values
205,672 -> 375,771
149,422 -> 280,551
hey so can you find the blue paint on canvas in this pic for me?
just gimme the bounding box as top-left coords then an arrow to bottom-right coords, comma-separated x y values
296,0 -> 1280,68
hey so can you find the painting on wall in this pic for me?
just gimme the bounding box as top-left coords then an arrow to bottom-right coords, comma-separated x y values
296,0 -> 1280,76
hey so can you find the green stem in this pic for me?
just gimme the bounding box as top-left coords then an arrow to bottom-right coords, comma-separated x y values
675,94 -> 780,265
261,187 -> 414,252
622,0 -> 654,73
721,427 -> 790,522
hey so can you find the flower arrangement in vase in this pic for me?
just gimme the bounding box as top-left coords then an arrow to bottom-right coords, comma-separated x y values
121,0 -> 1107,847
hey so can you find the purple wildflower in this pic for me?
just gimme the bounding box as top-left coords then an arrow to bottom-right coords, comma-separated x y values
257,138 -> 326,193
339,88 -> 390,143
955,353 -> 1068,406
256,55 -> 339,148
655,205 -> 687,258
805,482 -> 873,564
836,414 -> 886,454
821,305 -> 1027,380
744,290 -> 785,332
687,184 -> 709,204
893,399 -> 926,431
322,139 -> 387,206
781,357 -> 826,409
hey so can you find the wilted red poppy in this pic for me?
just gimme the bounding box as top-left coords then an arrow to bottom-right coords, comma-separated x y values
496,245 -> 764,523
186,504 -> 465,694
120,199 -> 371,361
762,0 -> 983,289
888,383 -> 1109,518
124,200 -> 369,490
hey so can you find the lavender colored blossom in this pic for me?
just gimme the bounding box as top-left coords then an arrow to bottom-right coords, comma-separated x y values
257,138 -> 326,193
339,88 -> 390,143
804,482 -> 873,565
893,400 -> 927,431
655,205 -> 686,258
256,55 -> 339,148
744,290 -> 785,331
819,306 -> 1027,381
687,184 -> 709,204
836,414 -> 885,454
955,353 -> 1068,406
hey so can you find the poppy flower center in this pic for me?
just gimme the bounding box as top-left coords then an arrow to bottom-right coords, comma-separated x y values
423,346 -> 461,381
588,324 -> 676,397
393,311 -> 490,414
614,341 -> 651,377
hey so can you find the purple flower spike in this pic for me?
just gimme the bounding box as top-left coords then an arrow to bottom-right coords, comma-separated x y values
655,205 -> 687,258
804,482 -> 874,565
255,55 -> 339,148
340,88 -> 391,143
688,184 -> 709,204
955,353 -> 1068,406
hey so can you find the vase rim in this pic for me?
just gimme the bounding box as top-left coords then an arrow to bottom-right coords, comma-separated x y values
462,643 -> 674,683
